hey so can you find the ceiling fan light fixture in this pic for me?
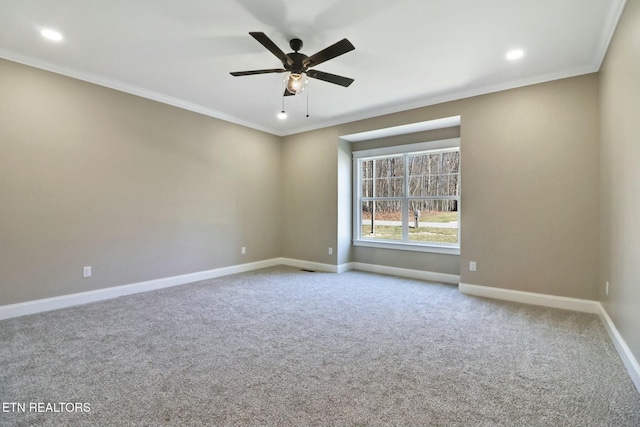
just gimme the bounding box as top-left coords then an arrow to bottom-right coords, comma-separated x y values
285,72 -> 308,95
277,111 -> 287,120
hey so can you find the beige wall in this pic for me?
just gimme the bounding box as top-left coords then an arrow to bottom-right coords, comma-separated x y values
280,127 -> 341,264
283,74 -> 600,298
0,59 -> 282,305
0,56 -> 602,307
457,77 -> 600,299
599,0 -> 640,366
337,138 -> 352,266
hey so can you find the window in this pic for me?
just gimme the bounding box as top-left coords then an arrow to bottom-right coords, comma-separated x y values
353,138 -> 460,254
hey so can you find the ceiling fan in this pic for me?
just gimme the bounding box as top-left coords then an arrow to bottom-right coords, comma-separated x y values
230,32 -> 355,96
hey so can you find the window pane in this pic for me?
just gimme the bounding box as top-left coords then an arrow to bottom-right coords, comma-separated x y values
408,174 -> 424,197
407,199 -> 458,244
361,200 -> 402,241
374,177 -> 404,197
407,150 -> 459,197
429,153 -> 441,174
360,160 -> 373,197
374,156 -> 404,197
362,178 -> 373,198
442,151 -> 460,174
447,174 -> 460,196
355,143 -> 460,250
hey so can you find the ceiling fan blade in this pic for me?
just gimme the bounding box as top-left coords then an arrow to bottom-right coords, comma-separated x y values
249,32 -> 294,67
307,69 -> 354,87
284,89 -> 295,97
230,68 -> 286,76
303,38 -> 355,68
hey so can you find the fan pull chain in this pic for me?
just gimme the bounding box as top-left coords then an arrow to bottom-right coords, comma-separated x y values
306,84 -> 310,118
277,77 -> 286,119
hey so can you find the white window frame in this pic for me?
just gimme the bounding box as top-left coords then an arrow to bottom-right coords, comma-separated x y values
352,138 -> 460,255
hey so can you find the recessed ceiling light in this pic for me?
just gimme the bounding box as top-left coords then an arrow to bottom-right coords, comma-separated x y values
277,111 -> 287,120
506,49 -> 524,61
41,29 -> 63,42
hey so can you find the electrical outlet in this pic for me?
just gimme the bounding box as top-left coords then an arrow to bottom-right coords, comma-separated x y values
606,281 -> 609,296
469,261 -> 477,272
241,247 -> 246,255
83,266 -> 92,278
328,247 -> 333,255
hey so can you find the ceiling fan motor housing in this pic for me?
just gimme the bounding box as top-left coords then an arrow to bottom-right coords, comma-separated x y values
286,52 -> 308,74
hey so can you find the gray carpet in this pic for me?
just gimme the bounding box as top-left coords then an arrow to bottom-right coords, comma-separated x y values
1,266 -> 639,426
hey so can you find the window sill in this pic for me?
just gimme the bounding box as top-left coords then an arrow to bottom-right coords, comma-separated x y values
353,239 -> 460,255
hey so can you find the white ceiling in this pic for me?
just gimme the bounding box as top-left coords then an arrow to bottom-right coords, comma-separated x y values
0,0 -> 627,136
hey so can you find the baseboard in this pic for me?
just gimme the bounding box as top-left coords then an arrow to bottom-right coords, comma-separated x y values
0,259 -> 281,321
276,260 -> 460,284
336,262 -> 353,274
0,258 -> 460,320
350,262 -> 460,284
0,258 -> 380,320
458,282 -> 600,313
596,303 -> 640,393
277,258 -> 341,273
